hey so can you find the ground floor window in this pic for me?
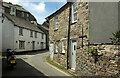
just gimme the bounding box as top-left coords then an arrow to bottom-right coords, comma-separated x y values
41,42 -> 44,49
55,42 -> 58,53
19,41 -> 25,49
62,40 -> 65,53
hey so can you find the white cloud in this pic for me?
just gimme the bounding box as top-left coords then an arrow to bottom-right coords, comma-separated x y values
22,2 -> 46,13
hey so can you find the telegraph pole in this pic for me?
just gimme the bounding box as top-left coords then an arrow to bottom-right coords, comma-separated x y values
67,2 -> 71,69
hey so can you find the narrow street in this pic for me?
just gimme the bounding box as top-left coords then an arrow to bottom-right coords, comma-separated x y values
2,50 -> 72,77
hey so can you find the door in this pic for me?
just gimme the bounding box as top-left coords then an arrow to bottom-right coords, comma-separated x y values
50,43 -> 54,59
32,41 -> 35,50
71,40 -> 77,70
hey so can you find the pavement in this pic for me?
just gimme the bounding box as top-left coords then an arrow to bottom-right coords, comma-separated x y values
16,51 -> 72,77
2,50 -> 72,78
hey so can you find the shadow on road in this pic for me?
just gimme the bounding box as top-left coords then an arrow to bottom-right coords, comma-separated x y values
2,58 -> 48,78
14,49 -> 49,55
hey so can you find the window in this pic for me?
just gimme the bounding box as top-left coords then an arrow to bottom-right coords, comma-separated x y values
19,41 -> 25,49
62,40 -> 65,53
10,7 -> 16,16
55,42 -> 58,53
35,32 -> 37,38
72,2 -> 77,23
21,12 -> 24,17
42,33 -> 44,39
19,28 -> 23,36
30,30 -> 33,37
26,14 -> 29,21
41,42 -> 44,49
55,15 -> 58,30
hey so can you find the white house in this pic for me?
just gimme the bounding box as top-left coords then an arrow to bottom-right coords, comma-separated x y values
0,1 -> 2,53
2,2 -> 46,52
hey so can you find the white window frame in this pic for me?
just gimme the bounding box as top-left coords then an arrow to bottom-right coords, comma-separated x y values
55,15 -> 58,30
72,2 -> 77,23
19,28 -> 23,36
21,12 -> 24,17
42,33 -> 44,39
62,40 -> 65,53
55,42 -> 58,53
19,41 -> 25,49
41,42 -> 44,49
26,14 -> 29,21
35,32 -> 37,38
10,7 -> 16,16
30,30 -> 33,37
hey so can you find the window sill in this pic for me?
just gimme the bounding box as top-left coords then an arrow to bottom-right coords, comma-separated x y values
54,29 -> 58,31
71,21 -> 77,25
19,34 -> 23,36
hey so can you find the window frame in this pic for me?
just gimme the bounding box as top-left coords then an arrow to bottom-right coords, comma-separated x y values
42,33 -> 44,39
72,2 -> 77,23
19,40 -> 25,49
21,12 -> 24,17
30,30 -> 33,38
62,40 -> 65,53
55,15 -> 58,30
10,7 -> 16,16
26,14 -> 29,21
35,31 -> 37,38
55,42 -> 58,53
19,28 -> 23,36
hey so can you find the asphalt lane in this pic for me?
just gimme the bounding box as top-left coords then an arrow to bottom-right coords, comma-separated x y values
2,58 -> 48,78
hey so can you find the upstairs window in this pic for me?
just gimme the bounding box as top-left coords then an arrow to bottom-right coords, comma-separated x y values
10,7 -> 16,16
35,32 -> 37,38
55,15 -> 58,30
30,30 -> 33,37
72,2 -> 77,23
19,28 -> 23,36
26,14 -> 29,21
21,12 -> 24,17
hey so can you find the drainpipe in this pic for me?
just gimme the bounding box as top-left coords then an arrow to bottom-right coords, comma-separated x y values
67,2 -> 71,69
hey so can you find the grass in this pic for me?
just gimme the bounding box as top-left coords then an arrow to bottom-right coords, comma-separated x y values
46,56 -> 67,71
46,56 -> 77,76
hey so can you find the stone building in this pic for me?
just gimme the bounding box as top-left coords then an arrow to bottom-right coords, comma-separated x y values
47,1 -> 119,76
2,2 -> 46,52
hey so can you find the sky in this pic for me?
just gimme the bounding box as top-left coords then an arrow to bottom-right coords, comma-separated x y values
3,0 -> 67,24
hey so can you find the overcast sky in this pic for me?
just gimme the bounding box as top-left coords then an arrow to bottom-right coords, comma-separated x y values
3,0 -> 66,24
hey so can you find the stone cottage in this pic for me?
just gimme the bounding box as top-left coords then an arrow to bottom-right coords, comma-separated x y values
46,1 -> 119,76
2,2 -> 46,52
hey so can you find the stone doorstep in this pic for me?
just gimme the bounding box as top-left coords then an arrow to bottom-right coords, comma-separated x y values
68,69 -> 77,76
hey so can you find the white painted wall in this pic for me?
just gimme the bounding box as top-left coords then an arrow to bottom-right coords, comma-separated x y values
2,16 -> 46,52
0,6 -> 2,53
14,26 -> 46,52
2,17 -> 14,52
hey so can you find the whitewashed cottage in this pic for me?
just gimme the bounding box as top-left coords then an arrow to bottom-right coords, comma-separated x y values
2,2 -> 46,52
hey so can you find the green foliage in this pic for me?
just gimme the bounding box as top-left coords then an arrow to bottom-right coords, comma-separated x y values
103,61 -> 107,65
15,4 -> 22,7
110,30 -> 120,44
87,46 -> 97,55
46,56 -> 67,71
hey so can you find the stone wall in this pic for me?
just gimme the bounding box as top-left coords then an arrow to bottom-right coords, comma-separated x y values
49,1 -> 120,77
76,44 -> 120,76
49,4 -> 70,68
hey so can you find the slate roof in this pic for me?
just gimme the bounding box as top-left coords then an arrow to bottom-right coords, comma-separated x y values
3,2 -> 29,13
4,13 -> 43,33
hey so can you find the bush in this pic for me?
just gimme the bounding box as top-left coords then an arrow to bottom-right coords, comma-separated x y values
110,30 -> 120,44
